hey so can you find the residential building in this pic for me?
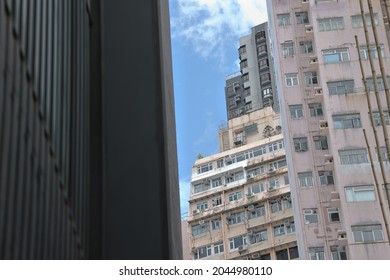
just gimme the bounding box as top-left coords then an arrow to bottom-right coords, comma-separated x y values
188,105 -> 298,260
267,0 -> 390,259
0,0 -> 181,259
225,23 -> 279,121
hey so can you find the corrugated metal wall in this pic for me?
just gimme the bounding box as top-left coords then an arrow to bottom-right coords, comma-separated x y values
0,0 -> 90,259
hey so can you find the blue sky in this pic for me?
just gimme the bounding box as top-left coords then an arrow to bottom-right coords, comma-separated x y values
169,0 -> 268,218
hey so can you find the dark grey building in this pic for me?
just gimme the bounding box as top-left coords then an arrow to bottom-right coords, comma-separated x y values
0,0 -> 181,260
225,22 -> 278,120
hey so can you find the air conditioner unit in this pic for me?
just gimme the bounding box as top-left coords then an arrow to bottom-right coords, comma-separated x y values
247,174 -> 254,180
252,253 -> 260,259
198,220 -> 205,225
247,205 -> 255,211
225,212 -> 231,217
247,230 -> 254,236
269,168 -> 275,173
238,245 -> 247,252
284,219 -> 291,226
193,209 -> 200,215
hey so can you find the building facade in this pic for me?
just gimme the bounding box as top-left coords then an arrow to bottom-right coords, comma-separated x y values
267,0 -> 390,259
225,23 -> 279,121
188,108 -> 298,260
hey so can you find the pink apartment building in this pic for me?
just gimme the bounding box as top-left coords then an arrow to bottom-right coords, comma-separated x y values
267,0 -> 390,259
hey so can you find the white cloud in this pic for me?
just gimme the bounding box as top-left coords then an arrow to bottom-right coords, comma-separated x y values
179,180 -> 191,219
171,0 -> 268,61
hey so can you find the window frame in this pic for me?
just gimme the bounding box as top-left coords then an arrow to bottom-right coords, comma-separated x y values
289,104 -> 304,119
322,48 -> 350,63
318,17 -> 344,32
285,73 -> 299,87
345,185 -> 376,202
339,148 -> 369,165
303,209 -> 319,224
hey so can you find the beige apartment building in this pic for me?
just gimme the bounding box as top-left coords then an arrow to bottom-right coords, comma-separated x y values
267,0 -> 390,259
186,107 -> 299,260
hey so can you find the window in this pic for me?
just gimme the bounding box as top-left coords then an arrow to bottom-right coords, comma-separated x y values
250,229 -> 268,244
270,200 -> 282,213
293,137 -> 308,152
257,45 -> 267,55
308,247 -> 325,260
273,224 -> 285,236
239,45 -> 246,56
229,191 -> 242,202
304,71 -> 318,85
299,41 -> 313,54
309,103 -> 323,117
248,205 -> 266,219
212,196 -> 222,206
359,44 -> 385,60
296,12 -> 309,24
277,13 -> 291,26
376,147 -> 389,162
284,174 -> 290,185
212,219 -> 221,230
269,159 -> 286,170
352,224 -> 384,243
285,73 -> 299,86
260,253 -> 271,260
331,246 -> 347,260
276,249 -> 289,260
339,149 -> 368,165
327,207 -> 340,222
226,171 -> 244,183
212,178 -> 222,188
327,80 -> 355,95
240,59 -> 248,69
289,105 -> 304,119
192,222 -> 210,236
351,13 -> 379,28
289,246 -> 299,259
298,172 -> 313,187
227,212 -> 245,225
286,222 -> 296,234
262,88 -> 272,98
247,166 -> 264,177
372,111 -> 390,126
214,243 -> 224,254
229,235 -> 247,250
345,185 -> 376,202
260,73 -> 271,84
318,17 -> 344,32
322,48 -> 350,63
193,183 -> 210,194
319,171 -> 334,186
217,159 -> 224,168
247,183 -> 265,195
333,113 -> 361,129
243,87 -> 251,96
194,245 -> 212,259
259,58 -> 269,69
281,42 -> 294,57
283,197 -> 292,209
269,178 -> 280,190
197,163 -> 212,174
304,209 -> 319,224
366,77 -> 390,91
243,73 -> 249,82
197,201 -> 208,211
313,136 -> 328,150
